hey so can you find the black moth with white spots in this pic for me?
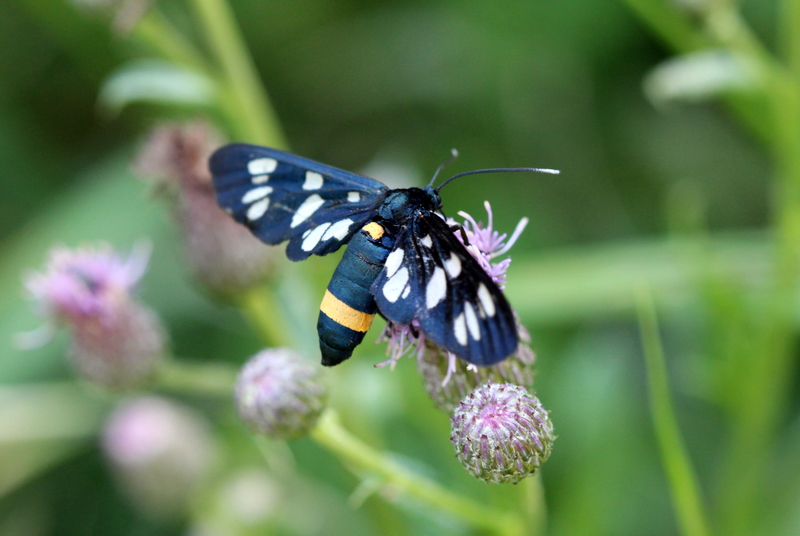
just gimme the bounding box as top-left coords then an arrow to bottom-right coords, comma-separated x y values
211,144 -> 535,366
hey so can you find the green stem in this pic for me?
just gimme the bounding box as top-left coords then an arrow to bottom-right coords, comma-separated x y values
188,0 -> 287,147
780,0 -> 800,81
522,474 -> 547,535
133,10 -> 209,73
717,52 -> 800,536
311,410 -> 525,536
636,287 -> 712,536
154,359 -> 238,398
237,285 -> 293,348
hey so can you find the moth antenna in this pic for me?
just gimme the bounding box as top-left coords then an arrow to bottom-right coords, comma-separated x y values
435,166 -> 560,192
427,148 -> 459,187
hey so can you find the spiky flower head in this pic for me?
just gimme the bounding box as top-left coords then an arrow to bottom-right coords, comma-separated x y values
378,202 -> 534,400
135,121 -> 278,296
417,320 -> 535,412
450,382 -> 554,484
234,349 -> 328,439
102,396 -> 215,519
23,243 -> 165,388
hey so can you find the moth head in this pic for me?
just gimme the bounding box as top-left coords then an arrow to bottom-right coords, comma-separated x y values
378,188 -> 441,221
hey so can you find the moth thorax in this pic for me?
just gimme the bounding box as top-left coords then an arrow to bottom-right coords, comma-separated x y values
378,187 -> 441,221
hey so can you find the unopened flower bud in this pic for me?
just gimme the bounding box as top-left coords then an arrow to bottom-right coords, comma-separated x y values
23,243 -> 165,388
102,396 -> 215,519
135,121 -> 278,296
418,320 -> 535,412
234,349 -> 327,439
451,382 -> 554,484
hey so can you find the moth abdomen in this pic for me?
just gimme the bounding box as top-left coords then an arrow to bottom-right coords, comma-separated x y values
317,223 -> 394,366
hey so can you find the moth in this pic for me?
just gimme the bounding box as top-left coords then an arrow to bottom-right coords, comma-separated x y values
210,144 -> 557,367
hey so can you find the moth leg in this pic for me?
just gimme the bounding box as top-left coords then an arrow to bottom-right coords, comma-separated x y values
448,223 -> 470,246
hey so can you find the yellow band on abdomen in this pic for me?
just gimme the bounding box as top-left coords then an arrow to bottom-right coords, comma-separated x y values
320,290 -> 375,332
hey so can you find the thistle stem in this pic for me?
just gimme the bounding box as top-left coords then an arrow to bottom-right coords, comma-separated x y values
636,286 -> 712,536
188,0 -> 287,148
311,410 -> 525,536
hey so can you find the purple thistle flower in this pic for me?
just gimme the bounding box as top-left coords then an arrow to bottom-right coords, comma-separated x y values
378,202 -> 533,393
450,382 -> 554,484
454,201 -> 528,289
25,243 -> 150,325
23,243 -> 166,388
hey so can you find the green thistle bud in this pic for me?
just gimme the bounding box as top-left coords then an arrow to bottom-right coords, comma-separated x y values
450,382 -> 554,484
234,349 -> 328,439
417,320 -> 535,412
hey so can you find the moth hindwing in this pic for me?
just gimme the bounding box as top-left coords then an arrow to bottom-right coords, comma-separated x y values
210,144 -> 518,366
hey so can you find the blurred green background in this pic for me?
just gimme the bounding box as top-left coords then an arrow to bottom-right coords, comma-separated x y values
1,0 -> 797,535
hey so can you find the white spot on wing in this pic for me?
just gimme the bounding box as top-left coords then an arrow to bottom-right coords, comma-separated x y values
383,267 -> 409,303
420,235 -> 433,248
247,198 -> 269,220
251,174 -> 269,184
444,253 -> 462,278
477,283 -> 496,317
301,223 -> 331,251
464,302 -> 481,341
384,249 -> 404,278
322,219 -> 353,241
401,286 -> 411,299
426,267 -> 447,309
248,158 -> 278,175
454,312 -> 467,346
347,191 -> 360,203
291,194 -> 325,228
303,171 -> 324,190
241,186 -> 272,204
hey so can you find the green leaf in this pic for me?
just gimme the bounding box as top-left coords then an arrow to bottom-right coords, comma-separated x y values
97,59 -> 217,115
643,50 -> 762,108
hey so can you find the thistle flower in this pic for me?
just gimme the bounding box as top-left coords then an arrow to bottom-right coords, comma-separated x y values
135,121 -> 278,296
417,321 -> 535,412
23,243 -> 165,388
450,382 -> 554,484
102,396 -> 216,519
378,202 -> 535,403
234,349 -> 328,439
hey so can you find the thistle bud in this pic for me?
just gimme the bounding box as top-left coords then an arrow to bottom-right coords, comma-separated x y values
102,396 -> 215,519
417,320 -> 535,412
450,382 -> 554,484
23,243 -> 165,388
234,349 -> 328,439
135,121 -> 278,296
